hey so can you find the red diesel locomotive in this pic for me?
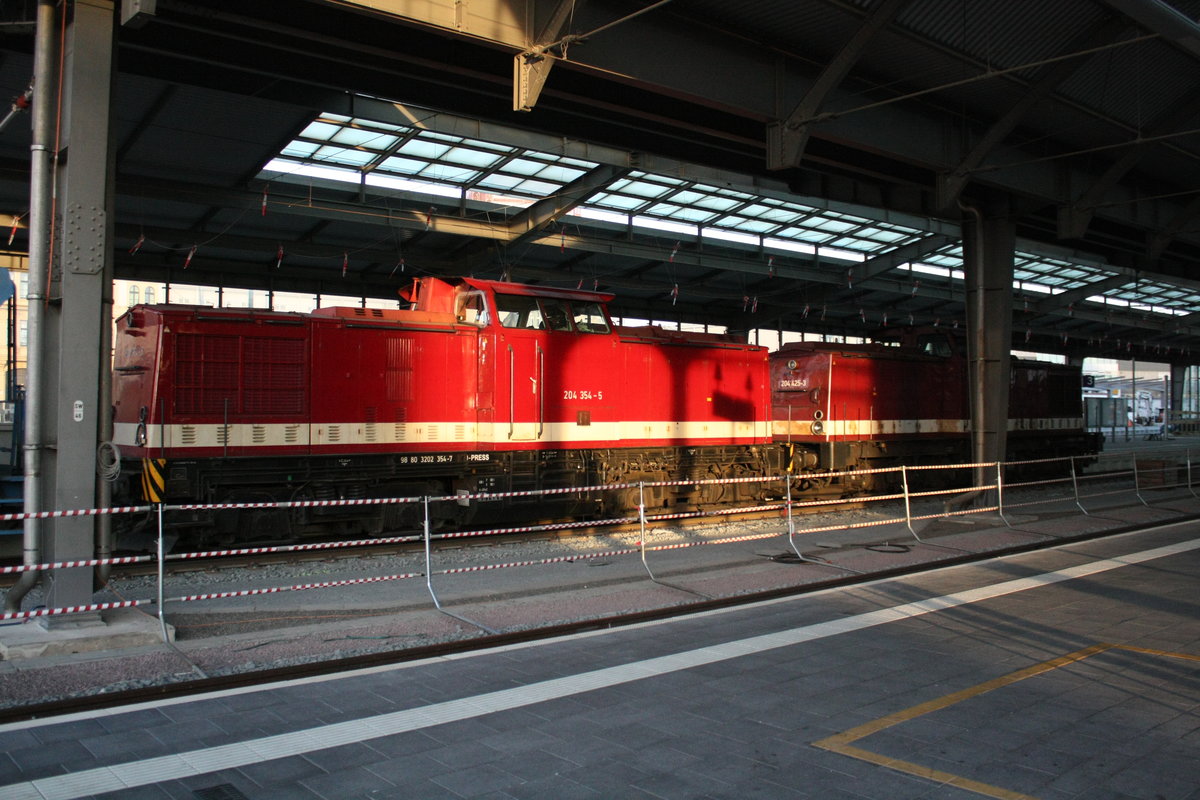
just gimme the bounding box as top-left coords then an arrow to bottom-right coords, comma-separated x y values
110,276 -> 1098,543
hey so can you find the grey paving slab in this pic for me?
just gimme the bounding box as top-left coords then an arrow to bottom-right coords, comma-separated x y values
2,523 -> 1198,800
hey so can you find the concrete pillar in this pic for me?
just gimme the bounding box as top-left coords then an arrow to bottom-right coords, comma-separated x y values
1169,364 -> 1188,427
960,202 -> 1015,477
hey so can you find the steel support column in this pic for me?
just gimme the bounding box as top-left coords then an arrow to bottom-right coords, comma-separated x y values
961,202 -> 1014,482
38,0 -> 116,621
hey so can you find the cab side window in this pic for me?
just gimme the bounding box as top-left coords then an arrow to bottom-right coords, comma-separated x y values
572,301 -> 611,334
495,294 -> 542,329
456,291 -> 490,326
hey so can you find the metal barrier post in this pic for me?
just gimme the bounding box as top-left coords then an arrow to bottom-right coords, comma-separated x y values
638,481 -> 652,578
155,503 -> 170,644
1133,458 -> 1149,507
423,495 -> 496,633
1189,449 -> 1198,499
784,474 -> 796,539
901,465 -> 916,538
423,496 -> 439,608
1070,456 -> 1088,515
996,462 -> 1010,527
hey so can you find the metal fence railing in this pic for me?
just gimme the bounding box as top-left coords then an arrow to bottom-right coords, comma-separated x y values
3,447 -> 1197,641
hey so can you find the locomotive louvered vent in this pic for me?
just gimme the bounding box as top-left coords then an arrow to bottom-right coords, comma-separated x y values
285,425 -> 299,443
243,337 -> 305,414
327,424 -> 342,442
181,426 -> 197,445
427,424 -> 439,441
395,423 -> 407,442
175,334 -> 238,414
350,308 -> 386,318
365,423 -> 378,442
454,424 -> 466,441
252,425 -> 266,444
217,426 -> 229,445
387,337 -> 415,401
175,334 -> 305,416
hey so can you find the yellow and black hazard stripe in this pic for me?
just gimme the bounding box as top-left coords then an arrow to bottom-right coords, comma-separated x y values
141,458 -> 166,503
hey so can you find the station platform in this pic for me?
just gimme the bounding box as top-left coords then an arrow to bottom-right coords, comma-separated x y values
1,513 -> 1197,799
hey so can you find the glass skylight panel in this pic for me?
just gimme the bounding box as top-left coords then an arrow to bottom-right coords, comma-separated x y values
691,195 -> 744,213
281,141 -> 320,158
419,162 -> 480,183
397,139 -> 451,160
723,217 -> 778,233
473,173 -> 525,191
313,145 -> 375,167
423,130 -> 466,144
442,147 -> 505,168
826,237 -> 889,253
510,178 -> 562,196
299,120 -> 344,140
379,155 -> 429,175
613,179 -> 672,199
771,226 -> 831,244
649,204 -> 715,223
533,164 -> 587,184
502,158 -> 552,176
588,192 -> 647,211
331,127 -> 398,149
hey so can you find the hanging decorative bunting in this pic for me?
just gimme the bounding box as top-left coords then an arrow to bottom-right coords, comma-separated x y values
274,244 -> 284,269
129,233 -> 145,255
183,244 -> 196,269
261,186 -> 268,216
341,252 -> 348,277
767,256 -> 775,278
670,283 -> 679,306
801,303 -> 810,319
669,241 -> 680,263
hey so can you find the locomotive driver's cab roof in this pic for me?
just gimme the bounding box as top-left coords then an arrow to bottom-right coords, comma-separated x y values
399,275 -> 615,335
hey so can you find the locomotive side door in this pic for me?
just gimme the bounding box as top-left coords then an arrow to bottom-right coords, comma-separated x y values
506,338 -> 542,440
494,293 -> 545,441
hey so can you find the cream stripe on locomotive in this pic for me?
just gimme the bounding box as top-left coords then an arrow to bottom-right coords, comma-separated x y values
772,417 -> 1084,438
113,419 -> 769,450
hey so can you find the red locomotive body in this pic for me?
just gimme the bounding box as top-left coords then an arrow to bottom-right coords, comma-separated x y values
770,329 -> 1099,486
111,276 -> 1099,544
112,277 -> 776,540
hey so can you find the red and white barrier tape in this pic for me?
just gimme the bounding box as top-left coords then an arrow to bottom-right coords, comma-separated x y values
2,598 -> 150,622
0,504 -> 151,523
436,547 -> 639,576
166,572 -> 424,604
1,554 -> 153,575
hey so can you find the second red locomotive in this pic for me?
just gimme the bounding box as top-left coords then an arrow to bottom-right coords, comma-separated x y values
111,276 -> 1098,544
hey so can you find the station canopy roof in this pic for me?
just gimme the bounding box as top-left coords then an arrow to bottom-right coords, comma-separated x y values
258,110 -> 1199,358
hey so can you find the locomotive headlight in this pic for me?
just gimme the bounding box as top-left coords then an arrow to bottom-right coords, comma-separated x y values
787,359 -> 797,370
811,420 -> 824,435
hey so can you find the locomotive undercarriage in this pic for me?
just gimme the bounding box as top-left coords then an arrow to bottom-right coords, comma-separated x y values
114,432 -> 1099,550
114,442 -> 849,549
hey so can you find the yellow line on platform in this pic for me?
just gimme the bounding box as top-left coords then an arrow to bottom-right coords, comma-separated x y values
812,641 -> 1200,800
